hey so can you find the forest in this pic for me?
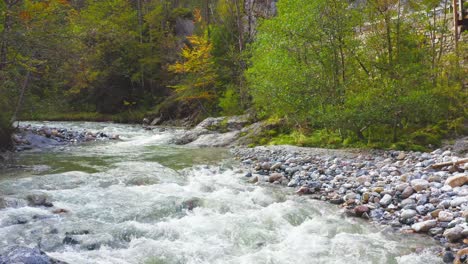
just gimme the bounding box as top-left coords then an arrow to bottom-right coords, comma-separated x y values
0,0 -> 466,150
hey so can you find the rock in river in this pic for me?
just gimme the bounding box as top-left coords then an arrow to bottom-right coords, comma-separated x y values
0,246 -> 65,264
268,173 -> 283,183
27,193 -> 53,207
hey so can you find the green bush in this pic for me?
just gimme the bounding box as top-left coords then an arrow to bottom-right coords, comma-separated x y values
219,85 -> 243,116
0,113 -> 13,151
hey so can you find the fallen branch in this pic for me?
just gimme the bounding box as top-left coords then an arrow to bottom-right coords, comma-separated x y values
431,158 -> 468,169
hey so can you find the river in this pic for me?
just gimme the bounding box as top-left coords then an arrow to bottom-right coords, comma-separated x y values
0,122 -> 442,264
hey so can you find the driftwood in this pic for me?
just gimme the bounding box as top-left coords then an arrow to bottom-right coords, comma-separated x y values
431,158 -> 468,170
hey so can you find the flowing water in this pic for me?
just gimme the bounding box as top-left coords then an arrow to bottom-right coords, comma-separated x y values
0,122 -> 442,264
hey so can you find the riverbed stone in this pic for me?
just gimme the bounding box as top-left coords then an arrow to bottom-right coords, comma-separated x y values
270,162 -> 282,171
400,209 -> 417,220
26,193 -> 53,207
411,179 -> 429,192
380,194 -> 392,206
450,197 -> 468,207
445,174 -> 468,188
411,220 -> 437,232
269,173 -> 283,183
401,186 -> 414,199
443,226 -> 464,242
354,205 -> 370,217
0,246 -> 56,264
438,211 -> 454,222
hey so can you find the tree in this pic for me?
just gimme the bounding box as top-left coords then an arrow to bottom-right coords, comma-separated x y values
168,34 -> 218,113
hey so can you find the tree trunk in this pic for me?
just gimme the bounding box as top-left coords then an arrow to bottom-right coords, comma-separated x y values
10,70 -> 31,124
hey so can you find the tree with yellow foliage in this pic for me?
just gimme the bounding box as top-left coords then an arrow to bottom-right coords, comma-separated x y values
168,34 -> 218,113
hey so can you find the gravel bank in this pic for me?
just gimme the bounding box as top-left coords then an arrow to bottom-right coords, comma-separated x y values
11,125 -> 120,151
232,145 -> 468,263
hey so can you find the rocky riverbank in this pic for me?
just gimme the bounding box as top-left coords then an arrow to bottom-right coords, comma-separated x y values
232,145 -> 468,263
10,124 -> 120,152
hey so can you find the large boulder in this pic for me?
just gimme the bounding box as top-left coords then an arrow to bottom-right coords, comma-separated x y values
443,226 -> 464,242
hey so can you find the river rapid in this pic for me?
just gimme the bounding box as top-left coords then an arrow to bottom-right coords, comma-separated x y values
0,122 -> 442,264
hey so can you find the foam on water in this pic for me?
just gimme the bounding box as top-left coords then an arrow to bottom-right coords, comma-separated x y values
0,122 -> 442,264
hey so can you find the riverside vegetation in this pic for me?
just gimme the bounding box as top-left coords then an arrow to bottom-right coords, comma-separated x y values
0,0 -> 466,151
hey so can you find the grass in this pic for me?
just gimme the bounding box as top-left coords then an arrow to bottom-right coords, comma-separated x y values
20,111 -> 147,124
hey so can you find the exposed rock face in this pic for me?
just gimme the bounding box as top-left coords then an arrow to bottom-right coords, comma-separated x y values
244,0 -> 278,37
172,115 -> 252,147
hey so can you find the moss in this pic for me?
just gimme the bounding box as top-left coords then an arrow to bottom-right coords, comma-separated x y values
206,117 -> 230,133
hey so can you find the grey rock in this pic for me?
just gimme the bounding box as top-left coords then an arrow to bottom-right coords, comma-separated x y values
443,251 -> 455,263
401,186 -> 414,199
400,209 -> 417,220
450,196 -> 468,207
428,227 -> 444,236
370,209 -> 384,219
401,198 -> 416,208
411,179 -> 429,192
380,194 -> 392,206
26,193 -> 53,207
0,246 -> 63,264
438,211 -> 454,222
270,162 -> 282,170
411,220 -> 437,232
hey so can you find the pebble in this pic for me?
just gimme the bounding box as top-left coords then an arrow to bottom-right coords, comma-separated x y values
450,197 -> 468,207
268,173 -> 283,183
400,209 -> 417,220
438,211 -> 454,222
443,226 -> 464,242
380,194 -> 392,206
410,179 -> 429,192
411,220 -> 437,232
401,186 -> 414,198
